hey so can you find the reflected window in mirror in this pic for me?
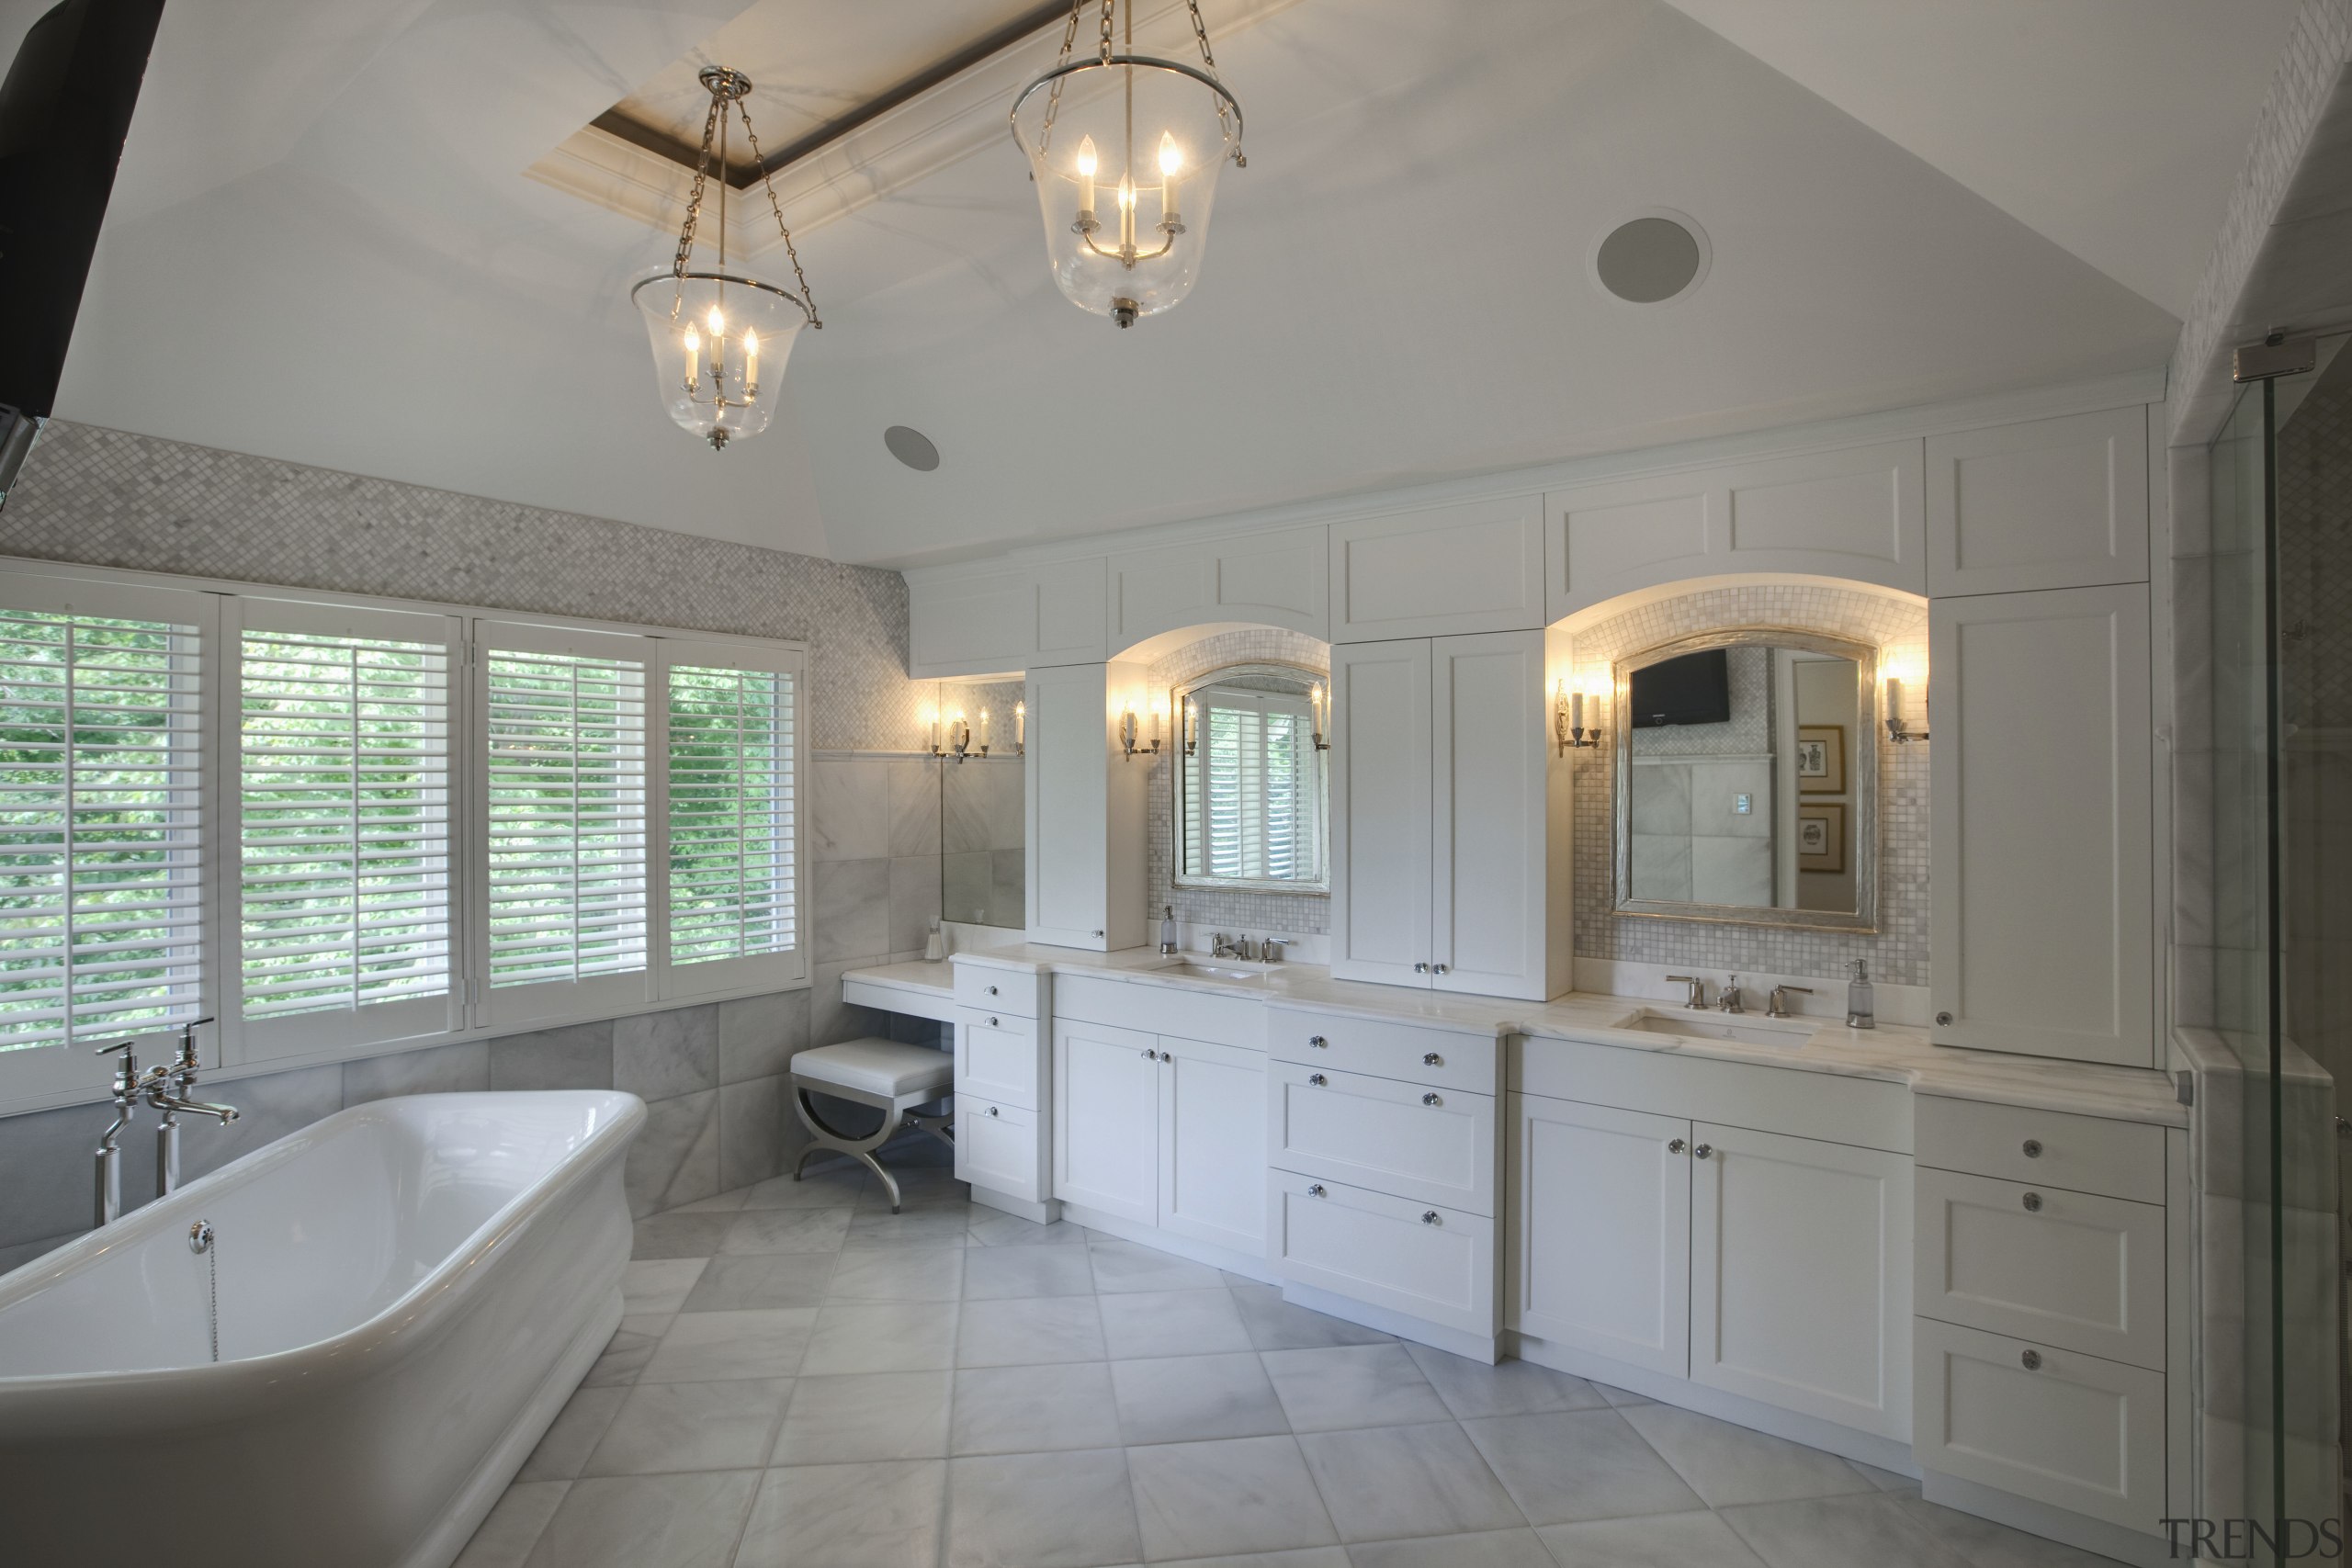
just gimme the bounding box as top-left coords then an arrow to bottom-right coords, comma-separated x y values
1174,663 -> 1329,894
1614,630 -> 1878,932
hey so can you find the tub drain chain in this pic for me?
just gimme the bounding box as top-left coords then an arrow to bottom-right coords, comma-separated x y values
189,1220 -> 217,1363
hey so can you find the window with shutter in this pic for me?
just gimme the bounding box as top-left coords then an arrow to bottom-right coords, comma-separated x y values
664,645 -> 801,992
0,586 -> 205,1094
1182,682 -> 1325,888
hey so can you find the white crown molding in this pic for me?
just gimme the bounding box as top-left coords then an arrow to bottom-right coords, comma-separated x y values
527,0 -> 1306,259
896,365 -> 2170,581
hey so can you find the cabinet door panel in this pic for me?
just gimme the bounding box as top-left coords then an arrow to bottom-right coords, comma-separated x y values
1329,497 -> 1545,640
1024,663 -> 1146,951
1509,1094 -> 1690,1375
1270,1061 -> 1495,1214
1690,1122 -> 1910,1438
1916,1168 -> 2165,1370
1158,1035 -> 1267,1256
1431,631 -> 1550,999
1053,1019 -> 1160,1224
1930,586 -> 2154,1066
1329,639 -> 1433,986
956,1009 -> 1040,1111
957,1094 -> 1044,1202
1927,407 -> 2149,595
1270,1169 -> 1496,1336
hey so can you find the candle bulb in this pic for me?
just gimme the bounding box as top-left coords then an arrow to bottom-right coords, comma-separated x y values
1886,676 -> 1904,725
682,327 -> 700,392
979,708 -> 989,748
1158,131 -> 1183,228
1152,703 -> 1163,747
1014,701 -> 1025,749
742,328 -> 759,397
1075,135 -> 1098,224
927,708 -> 940,750
1123,707 -> 1137,750
1571,689 -> 1585,733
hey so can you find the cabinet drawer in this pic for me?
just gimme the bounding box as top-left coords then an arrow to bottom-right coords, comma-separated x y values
1913,1317 -> 2165,1533
954,964 -> 1036,1016
956,1009 -> 1040,1111
1057,973 -> 1263,1047
1269,1061 -> 1497,1215
1917,1168 -> 2164,1370
1915,1096 -> 2165,1204
1268,1007 -> 1498,1095
956,1095 -> 1044,1202
1270,1169 -> 1496,1337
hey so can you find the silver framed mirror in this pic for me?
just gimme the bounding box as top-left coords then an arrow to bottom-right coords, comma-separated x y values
1611,627 -> 1879,932
1170,661 -> 1330,896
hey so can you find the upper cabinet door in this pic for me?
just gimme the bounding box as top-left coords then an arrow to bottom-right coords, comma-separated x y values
1930,585 -> 2154,1067
910,558 -> 1108,677
1025,663 -> 1114,949
1544,441 -> 1926,620
1329,496 -> 1546,642
1927,407 -> 2150,596
1329,639 -> 1434,987
1430,631 -> 1554,1000
1107,527 -> 1329,649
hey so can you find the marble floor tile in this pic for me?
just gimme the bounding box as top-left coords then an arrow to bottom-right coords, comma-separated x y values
719,1207 -> 855,1256
950,1361 -> 1124,1454
1090,1237 -> 1227,1293
944,1447 -> 1143,1568
582,1378 -> 791,1475
768,1370 -> 952,1464
827,1246 -> 966,1302
639,1309 -> 818,1383
1403,1342 -> 1608,1419
1617,1402 -> 1876,1508
681,1254 -> 836,1312
1295,1422 -> 1523,1544
1346,1527 -> 1559,1568
663,1189 -> 751,1214
1260,1344 -> 1450,1431
1227,1281 -> 1391,1350
622,1258 -> 708,1315
1147,1551 -> 1347,1568
582,1314 -> 673,1387
1127,1434 -> 1340,1562
956,1293 -> 1108,1368
967,1209 -> 1091,1247
1100,1287 -> 1254,1359
1537,1509 -> 1770,1568
516,1385 -> 627,1481
962,1241 -> 1098,1299
1457,1409 -> 1703,1527
631,1213 -> 734,1260
1715,1493 -> 1977,1568
848,1204 -> 978,1248
520,1470 -> 759,1568
454,1480 -> 569,1568
734,1459 -> 944,1568
1895,1498 -> 2134,1567
801,1299 -> 962,1375
856,1167 -> 968,1210
1112,1351 -> 1289,1444
741,1168 -> 872,1210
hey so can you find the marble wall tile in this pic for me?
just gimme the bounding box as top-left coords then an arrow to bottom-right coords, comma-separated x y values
343,1041 -> 489,1106
890,856 -> 944,954
888,760 -> 943,858
0,1092 -> 161,1248
178,1064 -> 345,1185
719,1077 -> 786,1191
491,1021 -> 616,1091
814,859 -> 890,964
810,958 -> 891,1049
615,1007 -> 719,1102
813,756 -> 891,862
943,852 -> 991,926
941,770 -> 992,856
625,1089 -> 722,1218
718,990 -> 809,1085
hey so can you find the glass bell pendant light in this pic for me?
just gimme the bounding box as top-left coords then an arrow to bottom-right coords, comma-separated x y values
1011,0 -> 1245,328
632,67 -> 822,450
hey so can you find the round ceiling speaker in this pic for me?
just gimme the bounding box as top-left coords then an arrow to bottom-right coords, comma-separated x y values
1591,210 -> 1710,305
884,425 -> 941,471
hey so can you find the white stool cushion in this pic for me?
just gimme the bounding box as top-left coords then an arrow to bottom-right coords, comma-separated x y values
793,1037 -> 954,1100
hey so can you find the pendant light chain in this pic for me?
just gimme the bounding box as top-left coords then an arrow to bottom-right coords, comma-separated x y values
1101,0 -> 1116,65
1183,0 -> 1242,163
1035,2 -> 1086,158
733,101 -> 822,327
672,92 -> 724,281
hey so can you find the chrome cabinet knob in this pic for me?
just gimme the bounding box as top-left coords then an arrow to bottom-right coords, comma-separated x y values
2021,1139 -> 2042,1158
1422,1092 -> 1442,1107
1308,1035 -> 1328,1049
1141,1047 -> 1155,1058
987,1106 -> 1000,1117
2020,1348 -> 2042,1371
1936,1010 -> 1954,1026
1092,930 -> 1105,939
1431,964 -> 1449,976
988,1017 -> 999,1027
1307,1184 -> 1326,1198
1422,1052 -> 1442,1066
1308,1073 -> 1328,1087
1668,1137 -> 1687,1155
2022,1191 -> 2043,1213
1693,1144 -> 1713,1159
1413,962 -> 1429,974
986,984 -> 998,996
1421,1211 -> 1442,1225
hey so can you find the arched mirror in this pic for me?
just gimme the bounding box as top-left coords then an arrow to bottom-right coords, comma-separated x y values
1612,628 -> 1879,931
1170,661 -> 1330,895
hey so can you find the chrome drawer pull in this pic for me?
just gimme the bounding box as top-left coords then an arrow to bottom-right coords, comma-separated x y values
2020,1348 -> 2042,1371
1422,1052 -> 1442,1066
1431,964 -> 1448,975
1308,1073 -> 1328,1087
987,1106 -> 1000,1117
2021,1138 -> 2042,1158
1307,1184 -> 1326,1198
988,1017 -> 999,1027
1308,1035 -> 1329,1049
1668,1138 -> 1687,1155
1422,1092 -> 1442,1107
1141,1047 -> 1155,1058
986,984 -> 998,996
1414,962 -> 1429,974
2022,1191 -> 2043,1213
1693,1144 -> 1713,1160
1421,1211 -> 1442,1225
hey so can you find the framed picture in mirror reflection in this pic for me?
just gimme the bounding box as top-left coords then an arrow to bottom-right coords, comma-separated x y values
1797,802 -> 1846,874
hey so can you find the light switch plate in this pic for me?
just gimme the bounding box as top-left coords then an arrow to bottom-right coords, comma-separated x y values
1734,794 -> 1752,814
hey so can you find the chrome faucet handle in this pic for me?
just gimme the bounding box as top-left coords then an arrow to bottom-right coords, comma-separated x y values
1719,976 -> 1745,1013
1766,985 -> 1814,1019
1664,975 -> 1706,1009
1264,938 -> 1290,965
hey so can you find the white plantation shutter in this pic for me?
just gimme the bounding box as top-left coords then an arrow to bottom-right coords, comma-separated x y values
662,641 -> 803,995
1186,686 -> 1324,886
236,603 -> 457,1055
0,581 -> 208,1096
480,623 -> 650,1021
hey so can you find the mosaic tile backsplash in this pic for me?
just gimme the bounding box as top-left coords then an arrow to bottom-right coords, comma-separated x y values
1571,584 -> 1931,987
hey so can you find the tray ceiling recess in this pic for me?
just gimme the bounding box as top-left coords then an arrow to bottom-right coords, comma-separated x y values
527,0 -> 1303,261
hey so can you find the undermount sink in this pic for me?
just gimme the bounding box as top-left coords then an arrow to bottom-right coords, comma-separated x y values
1619,1008 -> 1815,1047
1165,959 -> 1273,984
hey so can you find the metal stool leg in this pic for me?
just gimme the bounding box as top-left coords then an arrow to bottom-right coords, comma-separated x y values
793,1083 -> 915,1211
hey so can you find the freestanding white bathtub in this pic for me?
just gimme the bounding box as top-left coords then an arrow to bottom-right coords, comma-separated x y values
0,1089 -> 644,1568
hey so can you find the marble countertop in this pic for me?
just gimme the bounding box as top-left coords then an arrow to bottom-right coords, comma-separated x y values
840,958 -> 956,997
939,942 -> 2187,1127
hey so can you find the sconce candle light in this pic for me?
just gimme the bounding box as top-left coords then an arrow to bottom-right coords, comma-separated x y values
1884,674 -> 1928,743
1121,699 -> 1163,761
1014,701 -> 1026,755
1555,678 -> 1601,752
1309,681 -> 1329,750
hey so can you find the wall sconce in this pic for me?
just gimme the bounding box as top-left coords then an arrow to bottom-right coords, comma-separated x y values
1013,700 -> 1025,756
1884,674 -> 1928,744
1309,681 -> 1330,751
1121,699 -> 1164,761
1555,678 -> 1601,752
933,707 -> 978,762
1182,699 -> 1199,757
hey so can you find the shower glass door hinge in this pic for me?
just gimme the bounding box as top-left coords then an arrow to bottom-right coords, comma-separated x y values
2233,332 -> 2317,383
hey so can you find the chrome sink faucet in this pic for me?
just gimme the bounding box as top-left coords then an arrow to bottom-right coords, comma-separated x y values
1718,976 -> 1746,1014
1665,975 -> 1708,1009
1766,985 -> 1814,1019
149,1017 -> 235,1201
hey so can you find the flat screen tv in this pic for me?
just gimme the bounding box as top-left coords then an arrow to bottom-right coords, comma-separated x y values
1630,649 -> 1730,728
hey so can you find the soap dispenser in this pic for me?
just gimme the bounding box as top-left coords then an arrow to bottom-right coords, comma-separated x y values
923,919 -> 945,963
1846,959 -> 1875,1030
1159,906 -> 1179,956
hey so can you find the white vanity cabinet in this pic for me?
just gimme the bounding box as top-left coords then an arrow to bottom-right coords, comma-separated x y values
1024,662 -> 1148,952
1329,630 -> 1571,1000
952,964 -> 1052,1208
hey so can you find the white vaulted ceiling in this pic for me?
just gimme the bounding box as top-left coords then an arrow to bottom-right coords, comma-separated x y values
18,0 -> 2295,565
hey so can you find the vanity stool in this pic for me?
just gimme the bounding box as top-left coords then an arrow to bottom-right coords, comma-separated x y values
788,1037 -> 955,1213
